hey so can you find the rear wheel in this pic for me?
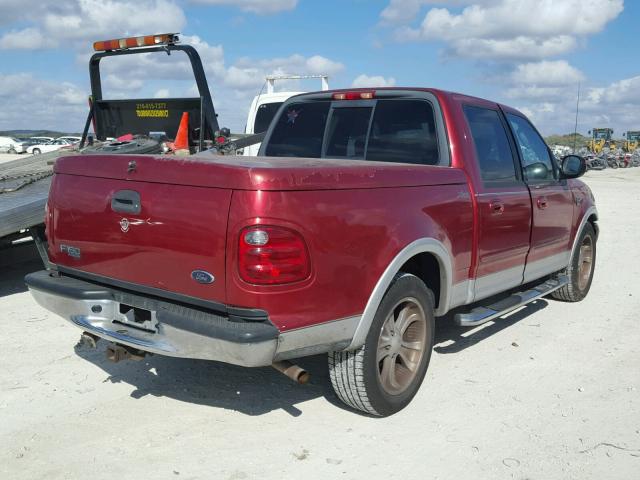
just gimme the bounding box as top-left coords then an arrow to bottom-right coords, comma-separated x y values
552,223 -> 596,302
329,274 -> 435,416
32,148 -> 41,155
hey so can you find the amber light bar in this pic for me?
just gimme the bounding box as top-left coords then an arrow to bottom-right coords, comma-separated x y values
93,33 -> 179,52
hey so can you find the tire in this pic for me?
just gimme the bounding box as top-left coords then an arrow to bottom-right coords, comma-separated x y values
82,138 -> 162,155
551,223 -> 596,302
32,148 -> 41,155
329,274 -> 435,416
8,147 -> 17,154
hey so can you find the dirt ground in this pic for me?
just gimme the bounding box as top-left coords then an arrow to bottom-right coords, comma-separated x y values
1,168 -> 638,480
0,153 -> 30,164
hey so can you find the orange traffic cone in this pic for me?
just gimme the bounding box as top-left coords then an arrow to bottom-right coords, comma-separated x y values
174,112 -> 190,156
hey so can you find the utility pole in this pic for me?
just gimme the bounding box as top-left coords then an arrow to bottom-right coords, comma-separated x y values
573,83 -> 581,153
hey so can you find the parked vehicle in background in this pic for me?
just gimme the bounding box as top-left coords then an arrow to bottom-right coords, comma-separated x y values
27,87 -> 597,417
1,32 -> 264,249
588,128 -> 615,153
585,154 -> 607,170
623,130 -> 640,152
26,138 -> 75,155
243,75 -> 329,156
0,136 -> 28,153
17,137 -> 55,148
30,136 -> 55,144
551,144 -> 571,158
56,136 -> 82,143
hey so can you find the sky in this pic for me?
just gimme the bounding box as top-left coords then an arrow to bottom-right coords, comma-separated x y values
0,0 -> 637,136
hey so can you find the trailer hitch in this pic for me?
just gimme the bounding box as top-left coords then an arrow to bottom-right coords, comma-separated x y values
106,343 -> 147,363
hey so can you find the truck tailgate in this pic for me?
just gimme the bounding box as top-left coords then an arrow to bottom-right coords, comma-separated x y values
47,166 -> 231,304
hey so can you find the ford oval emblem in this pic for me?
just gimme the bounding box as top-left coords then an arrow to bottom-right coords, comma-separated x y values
191,270 -> 215,284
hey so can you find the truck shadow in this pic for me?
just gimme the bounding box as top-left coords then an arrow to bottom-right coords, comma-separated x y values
0,242 -> 42,298
75,343 -> 337,417
434,300 -> 548,354
74,301 -> 549,417
1,240 -> 559,416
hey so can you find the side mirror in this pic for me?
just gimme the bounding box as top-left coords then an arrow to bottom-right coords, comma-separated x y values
524,162 -> 549,180
560,155 -> 586,179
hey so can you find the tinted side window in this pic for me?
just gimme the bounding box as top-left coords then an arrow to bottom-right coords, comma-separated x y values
264,102 -> 330,158
254,102 -> 283,134
463,105 -> 517,182
506,113 -> 555,182
367,100 -> 439,165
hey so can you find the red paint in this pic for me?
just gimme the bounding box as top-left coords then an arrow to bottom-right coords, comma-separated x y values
48,174 -> 231,303
47,88 -> 594,333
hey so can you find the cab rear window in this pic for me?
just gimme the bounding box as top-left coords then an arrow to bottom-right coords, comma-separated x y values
264,99 -> 440,165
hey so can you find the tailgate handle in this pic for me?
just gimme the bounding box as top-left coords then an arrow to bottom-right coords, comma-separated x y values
111,190 -> 141,215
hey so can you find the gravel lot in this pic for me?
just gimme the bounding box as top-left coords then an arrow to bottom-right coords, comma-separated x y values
1,168 -> 638,479
0,153 -> 31,165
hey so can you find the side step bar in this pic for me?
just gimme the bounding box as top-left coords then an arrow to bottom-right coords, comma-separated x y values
454,275 -> 569,327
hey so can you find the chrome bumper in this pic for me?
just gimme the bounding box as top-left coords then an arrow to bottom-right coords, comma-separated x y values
26,271 -> 279,367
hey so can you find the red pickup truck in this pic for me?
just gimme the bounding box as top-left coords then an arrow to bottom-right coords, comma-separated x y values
26,88 -> 598,416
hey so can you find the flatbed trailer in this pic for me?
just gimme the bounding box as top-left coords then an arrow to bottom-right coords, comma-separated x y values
0,151 -> 72,244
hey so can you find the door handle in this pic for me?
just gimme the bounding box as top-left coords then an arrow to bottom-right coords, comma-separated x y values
489,200 -> 505,215
537,197 -> 548,210
111,190 -> 141,215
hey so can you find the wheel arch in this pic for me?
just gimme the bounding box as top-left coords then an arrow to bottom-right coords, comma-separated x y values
346,238 -> 453,350
570,206 -> 598,261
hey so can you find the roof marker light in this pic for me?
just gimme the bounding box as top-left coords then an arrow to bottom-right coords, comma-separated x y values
93,33 -> 179,52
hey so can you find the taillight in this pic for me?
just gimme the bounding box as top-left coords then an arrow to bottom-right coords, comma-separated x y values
238,226 -> 310,285
332,90 -> 375,100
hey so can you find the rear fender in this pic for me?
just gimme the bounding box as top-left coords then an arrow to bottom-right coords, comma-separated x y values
346,238 -> 453,350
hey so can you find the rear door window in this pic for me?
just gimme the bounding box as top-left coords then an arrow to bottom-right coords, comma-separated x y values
265,98 -> 442,165
463,105 -> 518,183
367,100 -> 439,165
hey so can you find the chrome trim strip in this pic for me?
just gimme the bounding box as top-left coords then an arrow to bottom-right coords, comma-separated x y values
450,280 -> 471,310
275,315 -> 360,360
473,264 -> 525,303
347,238 -> 453,350
523,251 -> 571,283
476,191 -> 529,197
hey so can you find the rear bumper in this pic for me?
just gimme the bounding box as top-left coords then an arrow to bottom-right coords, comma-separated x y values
25,270 -> 279,367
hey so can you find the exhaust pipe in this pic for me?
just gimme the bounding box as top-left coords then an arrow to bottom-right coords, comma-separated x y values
272,360 -> 310,384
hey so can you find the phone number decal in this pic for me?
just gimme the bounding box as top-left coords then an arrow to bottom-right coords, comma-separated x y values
136,102 -> 169,118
